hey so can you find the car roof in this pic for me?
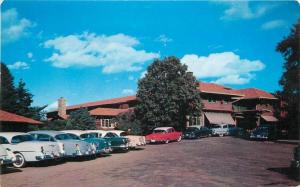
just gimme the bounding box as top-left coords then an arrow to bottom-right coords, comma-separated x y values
154,127 -> 173,131
28,130 -> 66,136
107,130 -> 125,135
0,132 -> 30,142
61,130 -> 85,136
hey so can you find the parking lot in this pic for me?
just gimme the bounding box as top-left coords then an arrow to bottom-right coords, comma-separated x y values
1,137 -> 299,187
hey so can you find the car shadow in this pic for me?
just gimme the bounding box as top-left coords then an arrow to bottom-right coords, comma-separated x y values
0,167 -> 22,175
27,159 -> 66,167
130,147 -> 145,151
267,167 -> 300,182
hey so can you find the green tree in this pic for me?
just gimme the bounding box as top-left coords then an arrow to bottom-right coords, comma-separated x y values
40,120 -> 67,131
0,63 -> 17,112
136,56 -> 202,133
276,20 -> 300,139
15,79 -> 33,116
66,108 -> 96,130
114,111 -> 143,135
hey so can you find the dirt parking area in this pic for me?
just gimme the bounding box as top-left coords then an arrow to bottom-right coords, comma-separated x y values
1,137 -> 299,187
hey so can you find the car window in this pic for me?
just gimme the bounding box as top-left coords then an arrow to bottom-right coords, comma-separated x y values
11,135 -> 34,144
120,132 -> 127,136
67,133 -> 81,140
212,125 -> 220,128
37,134 -> 55,142
105,132 -> 116,138
80,133 -> 97,139
0,136 -> 9,144
153,129 -> 166,133
55,134 -> 71,140
186,127 -> 198,132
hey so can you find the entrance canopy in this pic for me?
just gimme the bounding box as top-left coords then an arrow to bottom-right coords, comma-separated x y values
261,115 -> 278,122
204,112 -> 235,125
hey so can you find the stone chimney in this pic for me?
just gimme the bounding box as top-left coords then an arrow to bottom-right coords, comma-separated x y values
58,97 -> 66,118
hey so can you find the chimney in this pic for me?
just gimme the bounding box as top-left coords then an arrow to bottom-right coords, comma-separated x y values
58,97 -> 66,118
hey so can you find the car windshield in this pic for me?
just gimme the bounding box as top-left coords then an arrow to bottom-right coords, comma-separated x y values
0,136 -> 9,144
67,133 -> 81,140
55,134 -> 72,140
211,125 -> 221,129
120,132 -> 127,136
11,135 -> 34,143
80,133 -> 97,139
153,129 -> 166,133
186,127 -> 198,132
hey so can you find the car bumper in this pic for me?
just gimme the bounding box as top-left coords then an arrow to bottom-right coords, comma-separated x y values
0,158 -> 14,165
35,152 -> 62,161
250,135 -> 268,140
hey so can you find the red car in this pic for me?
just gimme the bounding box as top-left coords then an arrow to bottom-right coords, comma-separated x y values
145,127 -> 182,144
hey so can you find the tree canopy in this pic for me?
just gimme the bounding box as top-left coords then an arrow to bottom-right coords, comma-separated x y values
135,56 -> 202,132
276,20 -> 300,139
113,111 -> 143,135
66,108 -> 96,130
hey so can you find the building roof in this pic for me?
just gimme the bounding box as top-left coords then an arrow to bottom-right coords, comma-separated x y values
237,88 -> 277,100
0,110 -> 42,124
65,95 -> 136,111
198,82 -> 244,96
89,107 -> 130,116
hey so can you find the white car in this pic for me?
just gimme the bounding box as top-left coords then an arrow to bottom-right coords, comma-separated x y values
29,131 -> 94,158
211,124 -> 235,136
0,132 -> 62,168
110,130 -> 146,148
0,144 -> 16,167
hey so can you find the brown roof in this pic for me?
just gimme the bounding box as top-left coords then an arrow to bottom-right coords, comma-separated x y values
198,82 -> 244,96
89,108 -> 130,116
0,110 -> 42,124
237,88 -> 276,99
64,95 -> 136,111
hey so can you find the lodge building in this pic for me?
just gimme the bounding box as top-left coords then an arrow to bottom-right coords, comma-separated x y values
47,82 -> 279,130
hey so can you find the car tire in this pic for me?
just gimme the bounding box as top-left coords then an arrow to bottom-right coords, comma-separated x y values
165,140 -> 169,144
177,136 -> 182,142
13,152 -> 26,168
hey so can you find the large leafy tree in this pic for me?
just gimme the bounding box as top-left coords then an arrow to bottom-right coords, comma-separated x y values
136,56 -> 202,132
0,63 -> 18,112
66,108 -> 96,130
276,20 -> 300,139
113,111 -> 143,135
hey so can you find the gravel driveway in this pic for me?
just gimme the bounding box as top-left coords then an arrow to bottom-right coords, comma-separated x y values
1,137 -> 299,187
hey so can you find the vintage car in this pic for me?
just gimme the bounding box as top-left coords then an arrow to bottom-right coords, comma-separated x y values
145,127 -> 182,144
62,130 -> 111,154
183,126 -> 212,139
0,132 -> 62,168
86,130 -> 129,152
250,124 -> 277,140
109,130 -> 146,148
211,124 -> 235,136
0,144 -> 16,167
29,131 -> 94,158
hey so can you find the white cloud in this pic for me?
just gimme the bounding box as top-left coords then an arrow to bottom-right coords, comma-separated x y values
7,61 -> 29,70
45,101 -> 58,112
181,52 -> 265,85
44,32 -> 159,73
261,20 -> 285,30
122,89 -> 135,95
212,74 -> 254,85
155,34 -> 172,47
221,2 -> 269,20
27,52 -> 33,58
2,8 -> 35,44
140,71 -> 147,79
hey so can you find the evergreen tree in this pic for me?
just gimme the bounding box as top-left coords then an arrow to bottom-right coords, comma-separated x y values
276,20 -> 300,139
0,63 -> 17,112
15,79 -> 33,117
66,108 -> 96,130
136,56 -> 202,133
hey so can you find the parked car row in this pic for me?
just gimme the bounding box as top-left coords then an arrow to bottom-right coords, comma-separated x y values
0,130 -> 146,168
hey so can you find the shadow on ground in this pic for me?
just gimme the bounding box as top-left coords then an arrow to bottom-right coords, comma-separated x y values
267,167 -> 300,182
0,167 -> 22,175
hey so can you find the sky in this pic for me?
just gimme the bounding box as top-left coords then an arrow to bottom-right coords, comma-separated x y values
1,1 -> 300,111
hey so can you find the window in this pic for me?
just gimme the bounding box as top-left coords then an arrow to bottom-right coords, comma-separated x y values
153,129 -> 166,133
67,133 -> 81,140
104,132 -> 116,138
37,134 -> 55,142
0,136 -> 9,144
55,134 -> 71,140
208,99 -> 216,103
80,133 -> 97,139
11,135 -> 34,144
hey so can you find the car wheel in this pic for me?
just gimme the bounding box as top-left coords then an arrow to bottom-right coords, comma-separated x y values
13,152 -> 26,168
165,140 -> 169,144
177,136 -> 182,142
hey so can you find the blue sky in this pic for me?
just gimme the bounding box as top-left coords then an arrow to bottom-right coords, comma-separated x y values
1,1 -> 300,110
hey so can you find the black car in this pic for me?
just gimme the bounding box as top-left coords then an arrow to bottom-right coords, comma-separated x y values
250,124 -> 277,140
183,126 -> 212,139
